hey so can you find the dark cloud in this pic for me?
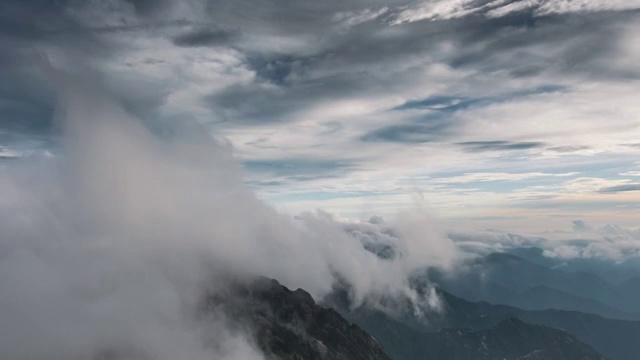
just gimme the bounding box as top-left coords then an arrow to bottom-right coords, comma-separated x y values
442,11 -> 636,78
204,67 -> 401,123
2,0 -> 631,135
173,28 -> 237,47
394,96 -> 483,112
598,184 -> 640,193
0,1 -> 77,40
204,83 -> 295,124
246,55 -> 310,86
243,158 -> 356,179
197,6 -> 624,128
0,1 -> 126,143
396,86 -> 564,112
546,145 -> 591,153
0,0 -> 639,220
0,95 -> 54,135
123,0 -> 169,16
365,85 -> 564,144
361,119 -> 454,143
457,141 -> 546,152
0,53 -> 57,142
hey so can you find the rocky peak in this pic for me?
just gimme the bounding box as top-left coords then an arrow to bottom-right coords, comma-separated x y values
204,277 -> 391,360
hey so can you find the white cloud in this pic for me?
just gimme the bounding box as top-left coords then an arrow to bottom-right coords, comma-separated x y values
0,75 -> 458,358
391,0 -> 484,24
450,219 -> 640,262
391,0 -> 640,25
433,172 -> 578,184
536,0 -> 640,16
2,0 -> 640,276
486,0 -> 538,18
334,6 -> 389,28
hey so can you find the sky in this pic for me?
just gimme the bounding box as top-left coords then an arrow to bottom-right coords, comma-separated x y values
1,0 -> 640,232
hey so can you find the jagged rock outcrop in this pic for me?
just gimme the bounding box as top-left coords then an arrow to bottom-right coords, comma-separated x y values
204,277 -> 391,360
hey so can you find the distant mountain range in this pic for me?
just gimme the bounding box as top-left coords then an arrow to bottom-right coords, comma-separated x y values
427,251 -> 640,318
204,277 -> 611,360
430,318 -> 606,360
437,290 -> 640,360
326,286 -> 640,360
503,247 -> 640,285
198,250 -> 640,359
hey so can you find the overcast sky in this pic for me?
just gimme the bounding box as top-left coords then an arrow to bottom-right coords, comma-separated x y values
1,0 -> 640,232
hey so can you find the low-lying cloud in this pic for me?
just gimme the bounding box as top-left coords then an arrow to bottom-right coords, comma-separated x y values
0,72 -> 457,359
449,219 -> 640,263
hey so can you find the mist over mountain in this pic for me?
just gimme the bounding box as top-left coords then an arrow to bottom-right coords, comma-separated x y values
2,0 -> 640,359
325,285 -> 638,360
205,277 -> 611,360
0,80 -> 461,359
426,251 -> 640,317
205,277 -> 392,360
3,77 -> 636,359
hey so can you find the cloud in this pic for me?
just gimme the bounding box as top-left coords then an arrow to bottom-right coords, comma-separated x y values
365,86 -> 564,145
390,0 -> 640,25
1,7 -> 639,356
572,220 -> 592,232
395,86 -> 564,112
457,140 -> 546,152
535,0 -> 640,16
173,27 -> 238,47
0,71 -> 457,358
360,121 -> 454,143
545,145 -> 592,153
1,0 -> 639,239
244,158 -> 357,182
434,171 -> 578,183
0,83 -> 267,360
0,148 -> 21,159
599,184 -> 640,193
390,0 -> 496,24
394,95 -> 474,111
450,219 -> 640,262
333,6 -> 390,29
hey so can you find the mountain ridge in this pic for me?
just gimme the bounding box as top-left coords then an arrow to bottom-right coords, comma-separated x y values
202,277 -> 611,360
429,252 -> 640,317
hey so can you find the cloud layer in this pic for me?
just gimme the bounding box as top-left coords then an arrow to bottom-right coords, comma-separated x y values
1,1 -> 639,228
0,72 -> 457,358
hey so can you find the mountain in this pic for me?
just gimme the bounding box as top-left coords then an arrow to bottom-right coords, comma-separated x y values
432,270 -> 640,320
503,247 -> 640,286
325,290 -> 608,360
438,290 -> 640,360
423,318 -> 607,360
428,252 -> 640,316
330,288 -> 639,360
203,277 -> 610,360
503,247 -> 557,267
515,285 -> 640,320
481,253 -> 612,297
615,276 -> 640,311
203,277 -> 391,360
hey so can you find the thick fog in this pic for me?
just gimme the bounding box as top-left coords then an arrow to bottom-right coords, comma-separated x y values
0,75 -> 457,359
